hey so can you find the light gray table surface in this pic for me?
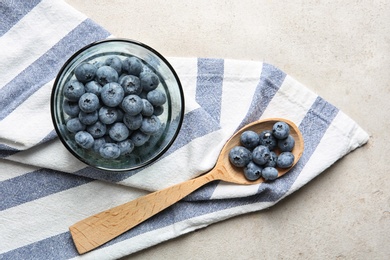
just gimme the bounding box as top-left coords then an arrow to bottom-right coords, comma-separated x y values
65,1 -> 389,259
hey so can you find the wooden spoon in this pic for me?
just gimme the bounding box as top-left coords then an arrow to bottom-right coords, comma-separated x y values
69,118 -> 304,254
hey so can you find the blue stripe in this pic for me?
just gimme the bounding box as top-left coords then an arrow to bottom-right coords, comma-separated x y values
237,63 -> 286,130
0,168 -> 93,211
69,165 -> 129,184
0,144 -> 19,158
167,108 -> 221,156
196,58 -> 224,123
181,182 -> 219,202
0,0 -> 42,37
0,19 -> 110,121
0,232 -> 77,260
36,130 -> 58,146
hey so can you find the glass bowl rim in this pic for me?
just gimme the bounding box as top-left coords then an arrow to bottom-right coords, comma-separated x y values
50,38 -> 185,172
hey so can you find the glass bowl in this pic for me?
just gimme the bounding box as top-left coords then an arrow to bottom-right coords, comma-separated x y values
51,39 -> 184,172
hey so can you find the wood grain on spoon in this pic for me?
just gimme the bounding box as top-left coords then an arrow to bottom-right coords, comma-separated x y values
69,118 -> 304,254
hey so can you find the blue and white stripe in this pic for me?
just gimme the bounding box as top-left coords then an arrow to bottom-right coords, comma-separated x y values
0,0 -> 41,37
0,1 -> 369,259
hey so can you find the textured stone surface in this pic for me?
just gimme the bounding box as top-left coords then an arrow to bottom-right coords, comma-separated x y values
65,0 -> 390,259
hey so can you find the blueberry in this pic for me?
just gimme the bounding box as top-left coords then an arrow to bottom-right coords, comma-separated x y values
99,143 -> 121,159
66,118 -> 85,133
87,121 -> 106,138
78,93 -> 99,113
63,80 -> 85,101
74,62 -> 97,83
153,105 -> 164,116
272,121 -> 290,140
109,122 -> 130,142
259,130 -> 277,150
85,81 -> 102,96
146,89 -> 166,106
228,146 -> 252,167
105,56 -> 122,74
121,94 -> 143,115
101,82 -> 124,107
130,130 -> 150,146
93,137 -> 106,153
252,145 -> 271,166
98,106 -> 118,125
119,75 -> 142,95
63,99 -> 80,117
95,65 -> 119,85
122,57 -> 143,76
123,113 -> 143,130
262,167 -> 279,181
240,130 -> 260,149
75,131 -> 94,149
141,99 -> 154,116
140,115 -> 161,135
117,139 -> 135,155
278,135 -> 295,152
78,110 -> 98,125
244,161 -> 263,181
140,71 -> 160,91
276,152 -> 295,168
265,151 -> 278,167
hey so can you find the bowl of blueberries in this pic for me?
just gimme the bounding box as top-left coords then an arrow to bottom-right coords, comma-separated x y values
51,39 -> 185,171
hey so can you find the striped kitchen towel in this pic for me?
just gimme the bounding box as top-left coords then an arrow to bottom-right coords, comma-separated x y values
0,0 -> 369,259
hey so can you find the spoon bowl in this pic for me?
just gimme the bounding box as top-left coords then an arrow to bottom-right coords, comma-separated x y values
215,118 -> 304,184
69,118 -> 304,254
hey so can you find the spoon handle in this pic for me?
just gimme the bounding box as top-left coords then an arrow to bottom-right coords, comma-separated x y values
69,169 -> 221,254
